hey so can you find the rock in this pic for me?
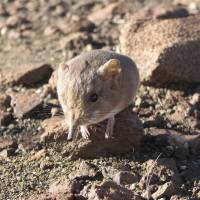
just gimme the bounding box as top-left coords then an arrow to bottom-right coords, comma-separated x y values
6,15 -> 19,27
0,111 -> 13,126
41,106 -> 143,159
174,0 -> 200,14
87,2 -> 119,24
0,137 -> 17,151
120,15 -> 200,84
69,161 -> 100,180
59,32 -> 86,49
40,161 -> 54,170
8,30 -> 21,39
27,193 -> 74,200
88,180 -> 142,200
49,178 -> 83,195
148,128 -> 200,156
132,3 -> 189,20
168,103 -> 188,124
140,158 -> 182,193
58,18 -> 95,35
0,148 -> 15,158
28,149 -> 46,161
113,171 -> 139,185
40,116 -> 68,142
0,63 -> 52,87
190,93 -> 200,105
152,181 -> 180,199
43,26 -> 58,36
10,89 -> 43,118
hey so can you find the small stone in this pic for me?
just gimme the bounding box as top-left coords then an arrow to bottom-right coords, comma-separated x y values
87,2 -> 119,24
40,116 -> 68,142
8,30 -> 21,39
141,158 -> 183,189
40,161 -> 54,170
190,93 -> 200,105
0,137 -> 17,151
6,15 -> 19,27
0,63 -> 52,87
29,149 -> 46,161
88,180 -> 142,200
49,178 -> 82,195
0,148 -> 15,158
152,181 -> 179,199
10,89 -> 43,118
43,26 -> 58,36
69,161 -> 99,180
58,18 -> 95,35
132,3 -> 189,20
113,171 -> 139,185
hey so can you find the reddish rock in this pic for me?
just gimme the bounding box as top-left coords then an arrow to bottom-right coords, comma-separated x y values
58,18 -> 95,35
0,137 -> 17,151
6,15 -> 19,27
49,178 -> 82,196
69,161 -> 98,179
40,116 -> 68,142
43,26 -> 58,36
148,128 -> 200,155
10,89 -> 43,118
41,107 -> 143,159
120,15 -> 200,84
132,3 -> 189,20
113,171 -> 139,185
0,63 -> 52,87
87,2 -> 120,24
88,180 -> 142,200
28,149 -> 46,161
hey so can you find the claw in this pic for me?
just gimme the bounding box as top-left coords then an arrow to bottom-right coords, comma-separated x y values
80,126 -> 90,139
105,116 -> 115,139
67,127 -> 77,141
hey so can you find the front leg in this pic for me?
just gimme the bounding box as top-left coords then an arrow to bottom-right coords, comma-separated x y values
80,125 -> 90,139
105,116 -> 115,139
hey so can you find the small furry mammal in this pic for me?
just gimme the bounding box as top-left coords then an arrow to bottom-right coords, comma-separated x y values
57,50 -> 140,140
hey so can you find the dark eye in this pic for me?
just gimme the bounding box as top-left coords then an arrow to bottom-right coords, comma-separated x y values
89,93 -> 98,102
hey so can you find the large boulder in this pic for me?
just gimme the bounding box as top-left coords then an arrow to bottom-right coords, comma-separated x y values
120,15 -> 200,84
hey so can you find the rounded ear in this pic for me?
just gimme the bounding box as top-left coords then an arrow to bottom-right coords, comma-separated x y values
97,59 -> 122,80
57,63 -> 69,77
59,62 -> 69,71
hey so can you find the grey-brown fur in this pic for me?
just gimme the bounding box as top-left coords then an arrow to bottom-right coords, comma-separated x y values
57,50 -> 140,140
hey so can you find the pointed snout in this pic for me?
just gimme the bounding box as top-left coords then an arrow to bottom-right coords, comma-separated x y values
67,111 -> 81,141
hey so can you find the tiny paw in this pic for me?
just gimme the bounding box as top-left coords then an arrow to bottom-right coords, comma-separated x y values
80,126 -> 90,139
